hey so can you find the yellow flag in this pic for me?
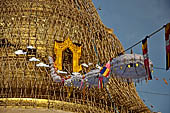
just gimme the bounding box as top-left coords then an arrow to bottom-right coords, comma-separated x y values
67,86 -> 74,98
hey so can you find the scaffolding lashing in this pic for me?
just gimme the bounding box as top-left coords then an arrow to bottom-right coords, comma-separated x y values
0,0 -> 150,113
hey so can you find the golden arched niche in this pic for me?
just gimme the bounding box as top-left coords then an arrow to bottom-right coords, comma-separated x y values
54,38 -> 82,72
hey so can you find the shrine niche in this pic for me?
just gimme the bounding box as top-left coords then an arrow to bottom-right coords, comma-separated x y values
62,48 -> 73,72
54,38 -> 82,72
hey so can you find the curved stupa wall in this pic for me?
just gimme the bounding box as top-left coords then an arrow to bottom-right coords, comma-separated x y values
0,0 -> 150,112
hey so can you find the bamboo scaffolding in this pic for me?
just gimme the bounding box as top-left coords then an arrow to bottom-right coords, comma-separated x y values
0,0 -> 150,113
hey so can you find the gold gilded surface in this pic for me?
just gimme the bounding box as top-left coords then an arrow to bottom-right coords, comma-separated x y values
0,98 -> 110,113
0,0 -> 150,112
54,38 -> 82,72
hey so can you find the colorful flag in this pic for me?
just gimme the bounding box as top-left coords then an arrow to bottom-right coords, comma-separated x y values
98,76 -> 103,88
142,38 -> 152,80
154,76 -> 159,80
67,86 -> 73,98
61,77 -> 65,85
83,85 -> 86,100
100,61 -> 110,77
80,74 -> 85,89
131,49 -> 133,54
165,23 -> 170,70
163,78 -> 168,85
150,104 -> 154,108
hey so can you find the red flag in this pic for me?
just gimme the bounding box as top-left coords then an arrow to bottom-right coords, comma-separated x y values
98,76 -> 103,88
142,38 -> 152,80
165,23 -> 170,70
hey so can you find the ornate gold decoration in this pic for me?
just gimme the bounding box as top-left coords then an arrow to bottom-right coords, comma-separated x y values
54,38 -> 82,72
0,0 -> 150,112
0,98 -> 111,112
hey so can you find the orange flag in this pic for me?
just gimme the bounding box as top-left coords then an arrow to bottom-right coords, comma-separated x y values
163,78 -> 168,85
154,76 -> 159,80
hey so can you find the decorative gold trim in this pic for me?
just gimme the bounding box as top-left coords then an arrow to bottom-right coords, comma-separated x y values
0,98 -> 109,113
54,38 -> 82,72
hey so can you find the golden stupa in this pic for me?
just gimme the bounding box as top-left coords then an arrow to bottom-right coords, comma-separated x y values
0,0 -> 150,112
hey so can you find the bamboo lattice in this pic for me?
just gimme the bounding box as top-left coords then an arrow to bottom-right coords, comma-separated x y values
0,0 -> 150,112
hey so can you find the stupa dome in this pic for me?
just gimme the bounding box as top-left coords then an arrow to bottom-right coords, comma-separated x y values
0,0 -> 150,112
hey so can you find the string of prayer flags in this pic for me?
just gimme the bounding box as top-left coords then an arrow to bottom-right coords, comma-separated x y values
142,38 -> 152,80
165,23 -> 170,70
